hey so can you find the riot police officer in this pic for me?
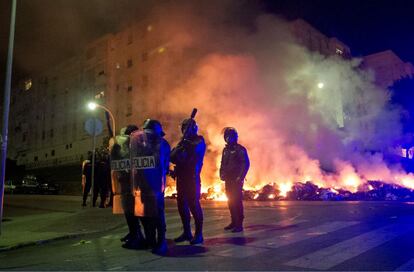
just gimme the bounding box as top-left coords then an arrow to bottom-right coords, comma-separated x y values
170,118 -> 206,244
110,125 -> 146,249
220,127 -> 250,232
130,119 -> 170,255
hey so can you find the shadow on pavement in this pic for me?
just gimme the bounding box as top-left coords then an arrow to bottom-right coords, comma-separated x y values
165,244 -> 208,257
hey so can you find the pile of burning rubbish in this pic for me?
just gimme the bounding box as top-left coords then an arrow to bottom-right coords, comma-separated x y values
176,180 -> 414,201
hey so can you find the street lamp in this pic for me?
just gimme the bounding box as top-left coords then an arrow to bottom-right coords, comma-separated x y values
87,102 -> 116,138
317,82 -> 324,89
86,101 -> 116,208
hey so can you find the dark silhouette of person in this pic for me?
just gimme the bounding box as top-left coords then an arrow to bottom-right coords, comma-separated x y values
81,151 -> 94,207
110,125 -> 146,249
97,150 -> 112,208
170,118 -> 206,245
131,119 -> 170,255
220,127 -> 250,232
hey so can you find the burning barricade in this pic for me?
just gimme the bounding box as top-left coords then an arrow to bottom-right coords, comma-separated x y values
165,180 -> 414,202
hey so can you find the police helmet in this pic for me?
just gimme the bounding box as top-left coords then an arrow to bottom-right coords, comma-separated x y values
223,127 -> 238,143
142,119 -> 166,136
124,124 -> 139,135
181,118 -> 197,135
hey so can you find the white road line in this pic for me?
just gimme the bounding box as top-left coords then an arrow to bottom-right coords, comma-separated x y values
211,221 -> 357,259
210,218 -> 308,258
249,221 -> 360,248
285,223 -> 413,270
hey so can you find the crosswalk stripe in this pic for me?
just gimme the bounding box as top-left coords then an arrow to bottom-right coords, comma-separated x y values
248,221 -> 359,248
205,217 -> 308,239
210,218 -> 308,258
394,258 -> 414,271
211,221 -> 355,258
285,223 -> 413,270
212,244 -> 269,258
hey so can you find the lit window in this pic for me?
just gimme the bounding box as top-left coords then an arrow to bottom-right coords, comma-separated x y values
24,79 -> 32,91
147,25 -> 153,32
95,91 -> 105,99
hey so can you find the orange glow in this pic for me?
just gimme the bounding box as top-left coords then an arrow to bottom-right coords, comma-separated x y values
279,183 -> 292,197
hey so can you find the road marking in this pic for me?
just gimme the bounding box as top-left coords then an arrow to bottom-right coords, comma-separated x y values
213,244 -> 269,258
285,223 -> 413,270
210,218 -> 308,258
249,221 -> 359,248
394,258 -> 414,271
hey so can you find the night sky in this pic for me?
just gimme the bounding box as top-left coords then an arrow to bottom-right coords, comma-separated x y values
0,0 -> 414,86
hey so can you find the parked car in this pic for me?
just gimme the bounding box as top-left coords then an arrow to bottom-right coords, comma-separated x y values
14,175 -> 60,195
4,180 -> 17,194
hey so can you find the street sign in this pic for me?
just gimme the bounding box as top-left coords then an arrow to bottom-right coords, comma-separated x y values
84,118 -> 103,136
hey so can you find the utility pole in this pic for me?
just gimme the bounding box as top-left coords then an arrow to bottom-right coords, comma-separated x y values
0,0 -> 17,235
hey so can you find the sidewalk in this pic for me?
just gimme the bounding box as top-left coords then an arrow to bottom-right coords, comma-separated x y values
0,195 -> 125,251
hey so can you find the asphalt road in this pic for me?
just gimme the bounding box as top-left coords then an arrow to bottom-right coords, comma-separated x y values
2,198 -> 414,271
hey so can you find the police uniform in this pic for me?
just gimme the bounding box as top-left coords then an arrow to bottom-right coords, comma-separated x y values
110,125 -> 145,249
220,132 -> 250,232
131,119 -> 170,255
171,123 -> 206,244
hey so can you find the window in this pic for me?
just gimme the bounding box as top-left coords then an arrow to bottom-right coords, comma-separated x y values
42,130 -> 45,140
22,132 -> 27,142
335,48 -> 343,55
69,143 -> 72,148
142,52 -> 148,62
45,153 -> 48,158
66,144 -> 69,150
126,104 -> 132,117
51,150 -> 55,156
116,84 -> 120,92
127,85 -> 133,92
24,79 -> 32,91
127,33 -> 133,44
98,70 -> 105,76
127,59 -> 133,68
142,75 -> 148,88
34,156 -> 38,162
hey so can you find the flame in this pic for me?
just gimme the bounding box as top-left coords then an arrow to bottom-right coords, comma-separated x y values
279,183 -> 292,197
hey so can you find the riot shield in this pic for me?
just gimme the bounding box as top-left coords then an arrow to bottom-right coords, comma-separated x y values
130,130 -> 161,217
110,134 -> 133,214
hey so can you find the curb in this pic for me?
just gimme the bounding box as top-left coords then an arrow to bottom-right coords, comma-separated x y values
0,222 -> 125,252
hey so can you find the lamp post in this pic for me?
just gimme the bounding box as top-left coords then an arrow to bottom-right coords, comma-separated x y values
87,102 -> 116,207
87,102 -> 116,138
0,0 -> 17,235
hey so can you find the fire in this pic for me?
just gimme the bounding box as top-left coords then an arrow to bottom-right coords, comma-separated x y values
279,183 -> 292,197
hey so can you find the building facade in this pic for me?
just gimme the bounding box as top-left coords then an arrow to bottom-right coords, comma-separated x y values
8,18 -> 353,169
362,50 -> 414,88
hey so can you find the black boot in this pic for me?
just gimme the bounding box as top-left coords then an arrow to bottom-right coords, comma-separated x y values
152,232 -> 168,255
190,233 -> 203,245
174,231 -> 193,243
190,222 -> 203,244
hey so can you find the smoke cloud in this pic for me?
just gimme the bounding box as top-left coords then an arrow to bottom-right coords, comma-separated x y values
136,3 -> 409,193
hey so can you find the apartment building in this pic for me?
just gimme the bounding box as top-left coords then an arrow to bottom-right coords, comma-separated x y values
8,18 -> 353,169
362,50 -> 414,88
